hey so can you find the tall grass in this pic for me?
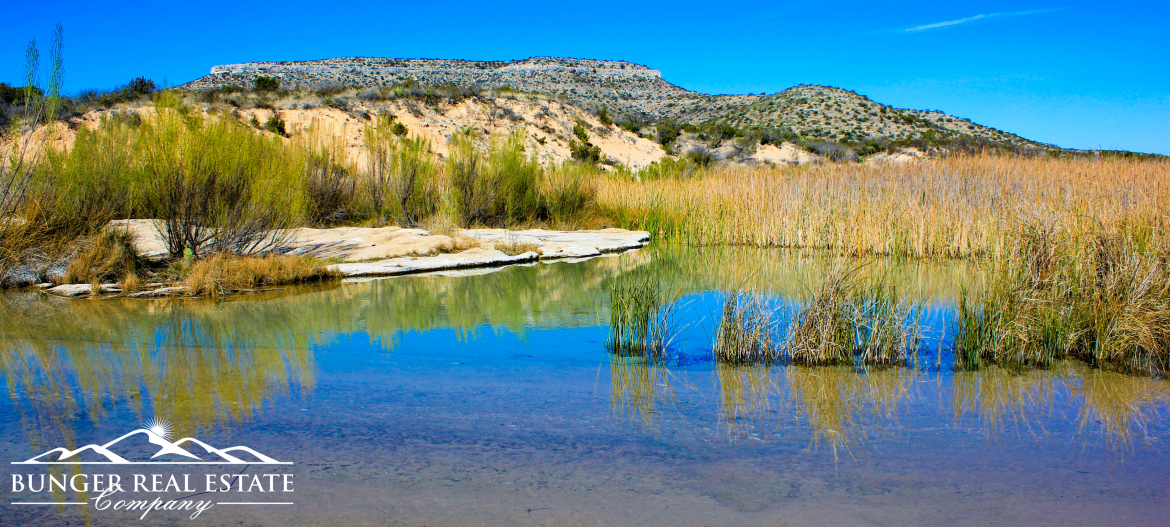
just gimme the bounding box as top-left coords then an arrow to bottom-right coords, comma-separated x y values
599,156 -> 1170,259
183,253 -> 338,295
952,221 -> 1170,374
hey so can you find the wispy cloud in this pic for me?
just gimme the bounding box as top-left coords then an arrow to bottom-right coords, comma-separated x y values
905,8 -> 1065,32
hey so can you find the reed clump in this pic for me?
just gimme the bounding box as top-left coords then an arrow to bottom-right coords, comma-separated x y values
952,220 -> 1170,374
713,293 -> 779,364
712,265 -> 923,366
607,273 -> 681,355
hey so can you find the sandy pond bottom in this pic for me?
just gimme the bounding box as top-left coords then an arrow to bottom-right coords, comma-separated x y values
1,247 -> 1168,526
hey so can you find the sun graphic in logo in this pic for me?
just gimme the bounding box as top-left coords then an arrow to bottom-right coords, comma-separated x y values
143,418 -> 171,440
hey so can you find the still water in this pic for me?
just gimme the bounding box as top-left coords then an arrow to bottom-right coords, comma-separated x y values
1,247 -> 1168,526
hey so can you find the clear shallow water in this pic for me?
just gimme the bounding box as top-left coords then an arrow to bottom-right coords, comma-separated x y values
1,247 -> 1169,526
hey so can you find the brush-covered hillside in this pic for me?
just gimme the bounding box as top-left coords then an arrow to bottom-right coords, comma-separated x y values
178,56 -> 1047,154
721,85 -> 1038,148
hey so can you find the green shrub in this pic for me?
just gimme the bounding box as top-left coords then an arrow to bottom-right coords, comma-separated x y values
127,77 -> 155,96
598,106 -> 612,126
572,122 -> 590,142
264,114 -> 286,136
448,130 -> 540,227
364,122 -> 439,227
655,121 -> 681,146
570,140 -> 601,164
253,76 -> 280,92
542,163 -> 597,226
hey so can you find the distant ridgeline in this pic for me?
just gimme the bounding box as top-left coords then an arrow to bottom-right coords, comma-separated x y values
181,56 -> 1046,150
180,56 -> 759,123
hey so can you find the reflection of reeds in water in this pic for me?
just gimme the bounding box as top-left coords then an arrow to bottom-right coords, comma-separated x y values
1074,367 -> 1170,452
783,366 -> 916,460
609,354 -> 676,431
0,307 -> 315,449
714,361 -> 774,438
709,362 -> 917,457
951,364 -> 1059,437
951,362 -> 1170,452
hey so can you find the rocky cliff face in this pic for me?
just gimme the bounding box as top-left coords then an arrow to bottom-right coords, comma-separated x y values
180,56 -> 758,123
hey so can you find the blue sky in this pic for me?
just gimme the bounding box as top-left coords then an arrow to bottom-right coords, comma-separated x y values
3,1 -> 1166,154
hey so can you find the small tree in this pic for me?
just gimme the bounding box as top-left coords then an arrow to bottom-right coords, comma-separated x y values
264,114 -> 286,136
598,106 -> 612,126
127,77 -> 156,96
253,76 -> 280,92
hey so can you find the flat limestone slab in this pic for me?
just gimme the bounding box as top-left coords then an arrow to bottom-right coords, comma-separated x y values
111,220 -> 650,263
458,228 -> 650,258
46,284 -> 121,297
329,248 -> 539,277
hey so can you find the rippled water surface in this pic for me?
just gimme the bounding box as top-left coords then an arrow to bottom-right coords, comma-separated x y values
1,247 -> 1168,526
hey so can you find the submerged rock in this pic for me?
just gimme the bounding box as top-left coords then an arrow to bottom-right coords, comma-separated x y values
330,248 -> 538,277
45,284 -> 123,297
126,286 -> 187,298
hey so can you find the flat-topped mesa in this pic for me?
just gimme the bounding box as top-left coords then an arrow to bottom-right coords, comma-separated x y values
189,56 -> 664,96
180,56 -> 752,122
207,57 -> 662,79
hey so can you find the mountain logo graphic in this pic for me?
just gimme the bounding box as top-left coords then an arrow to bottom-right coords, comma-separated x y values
11,419 -> 291,465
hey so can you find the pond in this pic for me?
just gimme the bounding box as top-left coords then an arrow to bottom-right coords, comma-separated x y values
1,246 -> 1168,526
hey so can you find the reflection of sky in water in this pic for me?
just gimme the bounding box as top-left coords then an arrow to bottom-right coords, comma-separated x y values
2,248 -> 1170,525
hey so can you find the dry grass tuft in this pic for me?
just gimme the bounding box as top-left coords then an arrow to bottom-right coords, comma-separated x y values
63,228 -> 141,285
183,253 -> 338,295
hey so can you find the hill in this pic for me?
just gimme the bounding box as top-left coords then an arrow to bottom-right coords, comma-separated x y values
178,56 -> 1056,155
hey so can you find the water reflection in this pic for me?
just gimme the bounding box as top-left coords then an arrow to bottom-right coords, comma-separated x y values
0,247 -> 1168,471
707,364 -> 917,458
0,293 -> 316,450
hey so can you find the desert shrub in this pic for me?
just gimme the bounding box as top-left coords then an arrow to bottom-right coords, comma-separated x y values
655,120 -> 681,146
598,106 -> 612,125
150,164 -> 294,257
0,82 -> 40,105
390,122 -> 408,136
633,157 -> 700,180
448,130 -> 540,227
358,88 -> 382,101
572,122 -> 590,142
619,118 -> 642,134
570,139 -> 601,164
306,154 -> 356,226
264,114 -> 286,135
253,76 -> 280,92
542,163 -> 598,226
77,104 -> 308,257
126,77 -> 155,96
685,146 -> 713,167
364,122 -> 439,227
